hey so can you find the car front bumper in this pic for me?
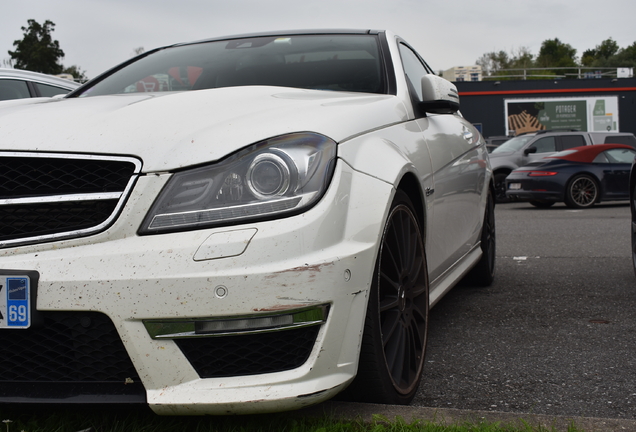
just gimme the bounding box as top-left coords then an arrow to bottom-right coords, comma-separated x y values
0,160 -> 392,414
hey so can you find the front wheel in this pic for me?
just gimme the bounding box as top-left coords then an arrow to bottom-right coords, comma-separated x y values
464,191 -> 496,286
565,175 -> 598,208
494,172 -> 510,203
342,190 -> 429,405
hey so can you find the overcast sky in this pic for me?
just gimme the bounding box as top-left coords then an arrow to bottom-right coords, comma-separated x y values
2,0 -> 636,79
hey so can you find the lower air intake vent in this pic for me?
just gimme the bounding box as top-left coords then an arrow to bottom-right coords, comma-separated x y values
0,311 -> 145,403
175,326 -> 320,378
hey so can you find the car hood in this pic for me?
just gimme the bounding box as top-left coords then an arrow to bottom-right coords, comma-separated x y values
0,86 -> 408,172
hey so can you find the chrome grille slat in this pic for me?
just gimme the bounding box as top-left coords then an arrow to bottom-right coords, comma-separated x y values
0,192 -> 123,205
0,152 -> 141,248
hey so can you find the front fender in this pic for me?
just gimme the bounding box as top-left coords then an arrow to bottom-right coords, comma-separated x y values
337,123 -> 428,189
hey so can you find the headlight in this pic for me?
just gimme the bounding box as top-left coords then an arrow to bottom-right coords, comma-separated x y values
139,133 -> 337,234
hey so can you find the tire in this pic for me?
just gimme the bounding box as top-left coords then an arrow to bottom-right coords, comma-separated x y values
529,200 -> 555,208
565,174 -> 598,209
342,190 -> 429,405
494,172 -> 510,203
464,191 -> 496,286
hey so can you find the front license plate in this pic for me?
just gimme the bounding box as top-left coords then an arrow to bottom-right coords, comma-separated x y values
0,274 -> 31,329
508,183 -> 522,190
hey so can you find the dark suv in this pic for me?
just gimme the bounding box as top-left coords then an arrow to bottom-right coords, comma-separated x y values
489,130 -> 636,201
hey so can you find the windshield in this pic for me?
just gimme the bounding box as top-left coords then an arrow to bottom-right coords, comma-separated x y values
491,135 -> 535,154
77,34 -> 385,97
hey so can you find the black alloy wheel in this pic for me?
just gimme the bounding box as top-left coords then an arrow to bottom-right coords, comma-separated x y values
342,190 -> 429,405
494,172 -> 510,203
565,174 -> 598,208
465,191 -> 496,286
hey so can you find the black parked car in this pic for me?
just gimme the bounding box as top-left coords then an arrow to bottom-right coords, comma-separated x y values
506,144 -> 635,208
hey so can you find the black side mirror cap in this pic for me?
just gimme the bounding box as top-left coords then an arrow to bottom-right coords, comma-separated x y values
418,99 -> 460,114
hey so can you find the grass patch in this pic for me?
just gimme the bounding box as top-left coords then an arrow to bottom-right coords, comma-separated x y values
0,408 -> 587,432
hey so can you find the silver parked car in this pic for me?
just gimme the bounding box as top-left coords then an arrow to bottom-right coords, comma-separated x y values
0,68 -> 80,101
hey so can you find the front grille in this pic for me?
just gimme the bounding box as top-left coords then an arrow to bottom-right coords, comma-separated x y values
0,201 -> 118,240
0,311 -> 145,403
0,157 -> 135,196
175,326 -> 320,378
0,152 -> 141,248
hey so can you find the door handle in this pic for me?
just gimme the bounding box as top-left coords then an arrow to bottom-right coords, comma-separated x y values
462,126 -> 474,143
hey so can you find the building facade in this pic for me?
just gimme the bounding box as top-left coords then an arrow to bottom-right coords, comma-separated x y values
443,66 -> 482,82
455,77 -> 636,138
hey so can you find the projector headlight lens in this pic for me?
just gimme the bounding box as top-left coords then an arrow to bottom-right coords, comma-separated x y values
139,132 -> 337,233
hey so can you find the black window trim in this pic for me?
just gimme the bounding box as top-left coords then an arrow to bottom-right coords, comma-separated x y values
395,38 -> 435,118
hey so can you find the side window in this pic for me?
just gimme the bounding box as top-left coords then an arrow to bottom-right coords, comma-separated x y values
0,79 -> 31,101
602,148 -> 636,163
35,82 -> 73,97
559,135 -> 586,150
398,44 -> 428,101
592,152 -> 609,163
604,135 -> 636,148
531,137 -> 556,153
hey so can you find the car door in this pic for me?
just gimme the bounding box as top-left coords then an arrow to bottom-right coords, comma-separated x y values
598,148 -> 635,198
523,134 -> 587,166
522,136 -> 557,166
397,43 -> 486,282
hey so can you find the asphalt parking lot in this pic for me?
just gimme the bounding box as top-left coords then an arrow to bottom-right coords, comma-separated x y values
413,200 -> 636,420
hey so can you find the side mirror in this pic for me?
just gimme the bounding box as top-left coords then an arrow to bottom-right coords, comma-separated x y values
418,75 -> 460,114
524,147 -> 537,155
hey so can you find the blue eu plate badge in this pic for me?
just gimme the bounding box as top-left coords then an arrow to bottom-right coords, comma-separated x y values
0,275 -> 30,328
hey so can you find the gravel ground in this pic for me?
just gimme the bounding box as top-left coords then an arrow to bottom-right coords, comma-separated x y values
413,201 -> 636,420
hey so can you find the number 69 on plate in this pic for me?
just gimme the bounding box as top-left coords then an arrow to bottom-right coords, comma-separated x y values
0,275 -> 30,329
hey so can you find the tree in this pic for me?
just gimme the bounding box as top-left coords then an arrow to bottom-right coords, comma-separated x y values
536,38 -> 577,69
534,38 -> 578,78
612,42 -> 636,68
581,38 -> 620,66
476,47 -> 535,78
61,65 -> 88,82
511,47 -> 534,69
595,38 -> 620,59
476,50 -> 511,76
476,37 -> 636,80
581,39 -> 636,69
8,19 -> 65,74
